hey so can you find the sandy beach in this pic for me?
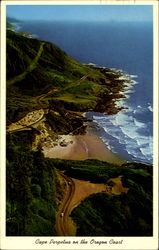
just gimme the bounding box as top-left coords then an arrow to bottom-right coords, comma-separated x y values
44,132 -> 123,165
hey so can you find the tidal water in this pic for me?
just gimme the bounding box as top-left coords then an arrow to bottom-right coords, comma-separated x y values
18,20 -> 153,163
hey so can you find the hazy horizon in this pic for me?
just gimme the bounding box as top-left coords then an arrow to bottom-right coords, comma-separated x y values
7,5 -> 152,23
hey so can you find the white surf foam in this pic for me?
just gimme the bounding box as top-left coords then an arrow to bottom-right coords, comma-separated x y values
134,119 -> 146,128
93,109 -> 153,163
148,105 -> 153,112
91,70 -> 152,163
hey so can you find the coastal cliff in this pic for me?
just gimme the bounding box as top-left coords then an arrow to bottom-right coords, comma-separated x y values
6,28 -> 152,236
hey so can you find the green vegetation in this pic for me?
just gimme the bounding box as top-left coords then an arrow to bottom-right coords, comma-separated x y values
6,29 -> 122,125
6,25 -> 153,237
71,191 -> 152,236
53,158 -> 152,185
7,21 -> 14,30
45,108 -> 87,135
6,131 -> 57,236
6,92 -> 39,125
7,43 -> 44,85
6,147 -> 152,236
54,159 -> 152,236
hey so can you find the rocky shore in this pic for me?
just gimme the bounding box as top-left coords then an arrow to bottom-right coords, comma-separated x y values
93,66 -> 133,115
30,65 -> 135,164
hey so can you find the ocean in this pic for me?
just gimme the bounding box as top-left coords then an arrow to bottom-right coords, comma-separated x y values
18,20 -> 153,163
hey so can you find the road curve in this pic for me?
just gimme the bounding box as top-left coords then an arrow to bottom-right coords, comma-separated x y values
7,74 -> 89,134
55,171 -> 76,236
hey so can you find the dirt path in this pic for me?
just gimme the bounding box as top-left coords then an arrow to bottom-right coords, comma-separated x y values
55,171 -> 107,236
6,74 -> 89,134
55,171 -> 129,236
7,42 -> 44,85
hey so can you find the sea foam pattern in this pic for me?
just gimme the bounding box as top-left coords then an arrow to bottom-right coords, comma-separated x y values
17,20 -> 153,163
87,73 -> 153,164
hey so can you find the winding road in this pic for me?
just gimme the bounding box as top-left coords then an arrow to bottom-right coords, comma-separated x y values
55,171 -> 76,236
7,65 -> 90,234
7,73 -> 89,134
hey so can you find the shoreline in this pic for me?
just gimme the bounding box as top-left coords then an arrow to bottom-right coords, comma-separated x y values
7,26 -> 147,164
44,131 -> 124,165
41,67 -> 133,165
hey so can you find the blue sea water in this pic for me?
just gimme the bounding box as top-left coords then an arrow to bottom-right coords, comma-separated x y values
18,20 -> 153,163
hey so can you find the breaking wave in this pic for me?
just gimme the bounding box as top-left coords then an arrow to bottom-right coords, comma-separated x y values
86,73 -> 153,164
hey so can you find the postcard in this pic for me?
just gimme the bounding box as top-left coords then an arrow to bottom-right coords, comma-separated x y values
0,0 -> 158,249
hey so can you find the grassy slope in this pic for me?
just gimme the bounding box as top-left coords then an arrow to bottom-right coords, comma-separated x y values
6,30 -> 108,235
6,30 -> 108,124
7,42 -> 44,85
6,145 -> 152,236
6,29 -> 152,236
54,159 -> 152,236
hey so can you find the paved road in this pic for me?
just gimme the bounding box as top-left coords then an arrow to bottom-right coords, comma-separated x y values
7,73 -> 89,134
56,171 -> 76,236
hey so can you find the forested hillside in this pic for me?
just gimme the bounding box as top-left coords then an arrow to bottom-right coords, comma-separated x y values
6,27 -> 152,236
